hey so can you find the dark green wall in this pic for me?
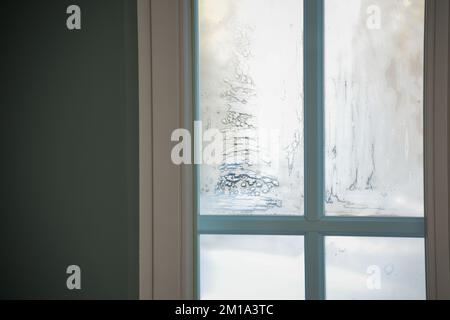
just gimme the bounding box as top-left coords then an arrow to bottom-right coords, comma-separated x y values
0,0 -> 139,299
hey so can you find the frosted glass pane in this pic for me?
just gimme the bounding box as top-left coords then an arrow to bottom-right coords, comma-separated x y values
324,0 -> 425,217
200,235 -> 305,300
199,0 -> 304,215
325,237 -> 426,300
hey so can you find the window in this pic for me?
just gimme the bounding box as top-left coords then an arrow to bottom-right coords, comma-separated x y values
195,0 -> 426,300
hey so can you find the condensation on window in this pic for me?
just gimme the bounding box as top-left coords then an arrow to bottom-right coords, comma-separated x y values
325,0 -> 425,217
199,0 -> 304,215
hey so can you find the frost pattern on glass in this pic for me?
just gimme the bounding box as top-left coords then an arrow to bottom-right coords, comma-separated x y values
199,0 -> 304,215
325,0 -> 425,217
200,235 -> 305,300
325,237 -> 426,300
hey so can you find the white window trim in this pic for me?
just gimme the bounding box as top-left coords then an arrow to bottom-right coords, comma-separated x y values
138,0 -> 195,300
424,0 -> 450,300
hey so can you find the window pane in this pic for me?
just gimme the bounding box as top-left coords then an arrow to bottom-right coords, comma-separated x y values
325,237 -> 426,300
324,0 -> 425,217
199,0 -> 304,216
200,235 -> 305,300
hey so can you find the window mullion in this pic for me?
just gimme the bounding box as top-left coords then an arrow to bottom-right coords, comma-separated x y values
304,0 -> 325,300
305,232 -> 325,300
304,0 -> 325,221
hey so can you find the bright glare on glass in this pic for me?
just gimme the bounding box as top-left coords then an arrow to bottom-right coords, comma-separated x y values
200,235 -> 305,300
324,0 -> 425,217
325,237 -> 426,300
199,0 -> 304,216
